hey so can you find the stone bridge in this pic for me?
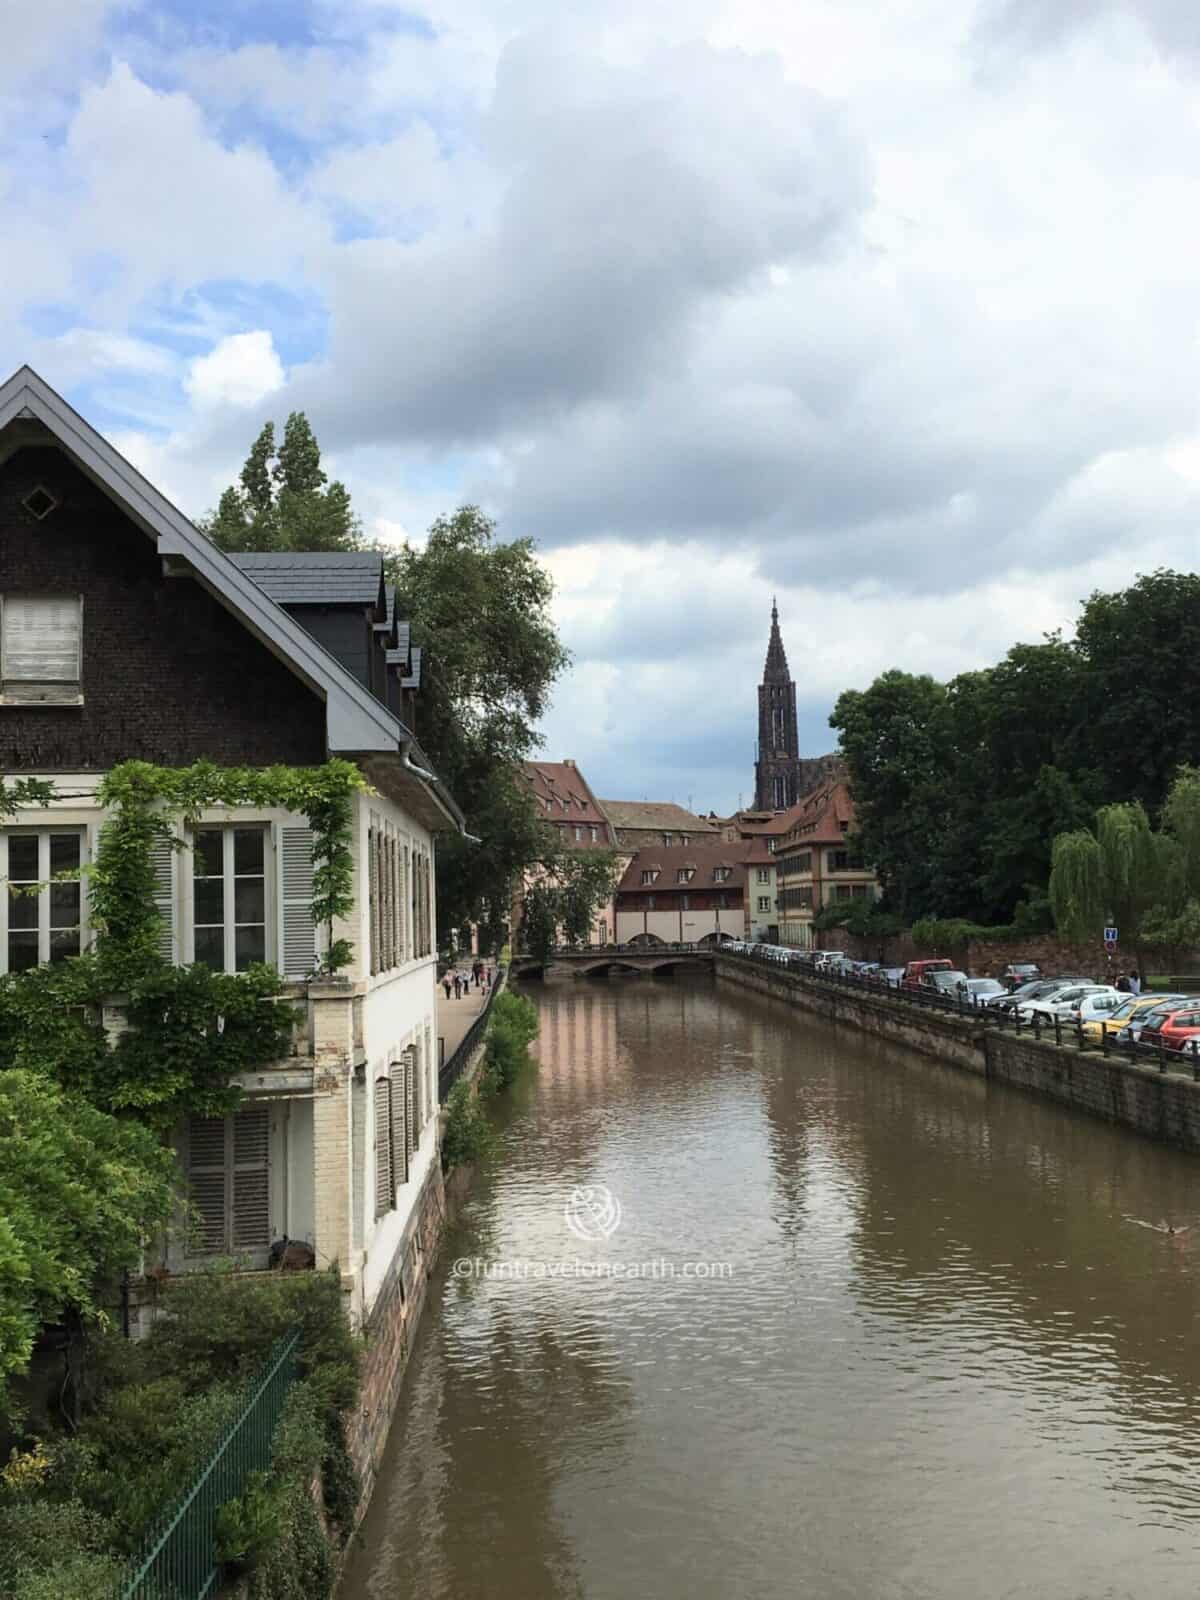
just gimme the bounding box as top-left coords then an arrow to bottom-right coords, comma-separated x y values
512,945 -> 717,979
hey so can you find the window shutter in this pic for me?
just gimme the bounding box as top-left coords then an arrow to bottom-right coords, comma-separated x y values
280,827 -> 316,978
406,1049 -> 417,1159
390,1060 -> 408,1186
375,1078 -> 393,1218
232,1106 -> 270,1251
150,839 -> 175,962
2,597 -> 80,681
368,826 -> 379,976
187,1116 -> 228,1253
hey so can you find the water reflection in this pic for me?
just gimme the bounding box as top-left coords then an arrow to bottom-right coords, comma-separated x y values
343,977 -> 1200,1600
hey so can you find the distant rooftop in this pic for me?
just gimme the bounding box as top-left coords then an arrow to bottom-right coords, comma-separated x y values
600,800 -> 719,832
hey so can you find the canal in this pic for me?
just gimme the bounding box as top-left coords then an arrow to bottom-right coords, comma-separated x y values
342,976 -> 1200,1600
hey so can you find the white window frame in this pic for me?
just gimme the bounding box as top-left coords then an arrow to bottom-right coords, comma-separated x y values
0,827 -> 88,974
187,823 -> 273,973
758,896 -> 771,912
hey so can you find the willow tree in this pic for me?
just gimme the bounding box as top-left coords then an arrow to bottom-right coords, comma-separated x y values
1050,801 -> 1164,950
1048,830 -> 1104,946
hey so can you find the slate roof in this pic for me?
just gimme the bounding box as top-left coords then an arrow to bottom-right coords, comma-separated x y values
401,645 -> 422,689
230,551 -> 386,607
599,799 -> 719,833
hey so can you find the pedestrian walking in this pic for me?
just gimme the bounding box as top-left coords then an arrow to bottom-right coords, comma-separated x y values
442,975 -> 452,1001
1129,970 -> 1142,996
453,973 -> 462,999
1115,972 -> 1131,993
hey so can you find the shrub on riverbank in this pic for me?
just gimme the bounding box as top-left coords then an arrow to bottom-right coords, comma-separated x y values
441,1077 -> 497,1169
483,991 -> 540,1091
0,1269 -> 359,1600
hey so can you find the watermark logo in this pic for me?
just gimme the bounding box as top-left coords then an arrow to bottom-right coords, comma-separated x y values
564,1184 -> 622,1241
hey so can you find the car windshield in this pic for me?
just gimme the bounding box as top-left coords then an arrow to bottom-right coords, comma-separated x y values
1109,998 -> 1137,1019
968,979 -> 1003,992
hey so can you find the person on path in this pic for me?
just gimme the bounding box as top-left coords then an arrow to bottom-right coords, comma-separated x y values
453,973 -> 462,999
442,975 -> 452,1001
1115,972 -> 1131,993
1129,971 -> 1142,996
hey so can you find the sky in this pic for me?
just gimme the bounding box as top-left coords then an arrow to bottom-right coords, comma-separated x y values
5,1 -> 1200,814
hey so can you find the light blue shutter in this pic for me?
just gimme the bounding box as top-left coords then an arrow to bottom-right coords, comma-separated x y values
150,839 -> 175,962
280,827 -> 316,978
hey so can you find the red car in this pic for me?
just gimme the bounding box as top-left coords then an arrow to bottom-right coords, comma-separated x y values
901,958 -> 955,993
1138,1005 -> 1200,1053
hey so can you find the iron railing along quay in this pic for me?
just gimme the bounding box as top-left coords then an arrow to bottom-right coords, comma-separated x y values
720,946 -> 1200,1082
114,1327 -> 301,1600
438,968 -> 506,1102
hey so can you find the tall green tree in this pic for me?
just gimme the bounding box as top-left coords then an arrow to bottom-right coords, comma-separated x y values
386,507 -> 572,940
201,414 -> 360,552
1049,800 -> 1164,950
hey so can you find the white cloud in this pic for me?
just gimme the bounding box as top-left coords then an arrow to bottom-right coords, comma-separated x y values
185,332 -> 286,412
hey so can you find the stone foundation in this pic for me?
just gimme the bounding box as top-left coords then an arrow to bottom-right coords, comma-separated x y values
716,953 -> 1200,1155
345,1157 -> 446,1517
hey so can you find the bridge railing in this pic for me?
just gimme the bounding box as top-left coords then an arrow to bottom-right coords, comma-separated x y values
718,945 -> 1200,1081
515,942 -> 717,958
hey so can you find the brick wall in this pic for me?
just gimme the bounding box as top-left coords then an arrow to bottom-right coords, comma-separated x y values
825,926 -> 1181,980
0,445 -> 326,770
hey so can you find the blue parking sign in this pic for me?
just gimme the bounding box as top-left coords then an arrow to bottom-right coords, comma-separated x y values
1104,925 -> 1118,943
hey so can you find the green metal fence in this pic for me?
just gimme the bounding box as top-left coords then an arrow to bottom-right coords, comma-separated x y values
114,1327 -> 301,1600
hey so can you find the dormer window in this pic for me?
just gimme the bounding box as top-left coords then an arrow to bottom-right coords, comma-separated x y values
680,835 -> 690,845
662,834 -> 673,847
640,869 -> 660,885
676,868 -> 695,884
713,867 -> 731,883
1,595 -> 83,705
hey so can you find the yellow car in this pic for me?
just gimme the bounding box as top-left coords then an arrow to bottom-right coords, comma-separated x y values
1081,991 -> 1180,1040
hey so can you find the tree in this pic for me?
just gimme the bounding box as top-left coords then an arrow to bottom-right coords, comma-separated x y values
0,1071 -> 175,1409
516,849 -> 618,960
1049,800 -> 1164,951
830,671 -> 953,920
386,507 -> 571,939
1073,570 -> 1200,812
201,414 -> 360,553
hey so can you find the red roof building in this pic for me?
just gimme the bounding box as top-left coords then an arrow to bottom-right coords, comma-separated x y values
774,782 -> 880,949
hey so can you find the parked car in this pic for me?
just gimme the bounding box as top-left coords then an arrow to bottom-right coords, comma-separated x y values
1071,991 -> 1127,1024
963,978 -> 1007,1005
1001,961 -> 1042,991
1135,1004 -> 1200,1052
1022,984 -> 1119,1020
1082,992 -> 1186,1041
882,967 -> 906,986
992,978 -> 1087,1013
901,958 -> 956,992
1113,996 -> 1194,1042
928,969 -> 970,994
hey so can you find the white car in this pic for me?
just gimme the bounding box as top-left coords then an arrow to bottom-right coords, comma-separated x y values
1023,985 -> 1121,1020
963,978 -> 1007,1005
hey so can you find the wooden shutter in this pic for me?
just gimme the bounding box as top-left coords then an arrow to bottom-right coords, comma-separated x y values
187,1116 -> 228,1253
374,1078 -> 393,1218
368,826 -> 379,976
2,596 -> 80,681
280,827 -> 316,978
150,839 -> 175,962
413,1042 -> 424,1140
406,1049 -> 417,1159
231,1106 -> 270,1251
390,1060 -> 408,1186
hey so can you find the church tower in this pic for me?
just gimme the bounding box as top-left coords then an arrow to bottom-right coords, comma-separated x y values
754,601 -> 803,811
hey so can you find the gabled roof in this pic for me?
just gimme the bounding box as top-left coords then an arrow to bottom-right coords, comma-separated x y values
524,760 -> 616,845
231,551 -> 386,608
599,799 -> 719,833
401,645 -> 422,689
0,365 -> 400,757
778,781 -> 857,848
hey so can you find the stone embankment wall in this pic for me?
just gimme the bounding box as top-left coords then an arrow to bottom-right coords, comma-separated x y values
346,1160 -> 445,1515
715,954 -> 1200,1153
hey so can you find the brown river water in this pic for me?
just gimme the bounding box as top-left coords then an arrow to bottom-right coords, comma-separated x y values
340,975 -> 1200,1600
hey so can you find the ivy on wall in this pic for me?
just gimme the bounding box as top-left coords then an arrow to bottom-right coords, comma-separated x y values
0,757 -> 366,1127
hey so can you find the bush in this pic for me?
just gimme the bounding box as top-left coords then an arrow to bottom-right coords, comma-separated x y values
0,1501 -> 121,1600
441,1079 -> 494,1171
492,990 -> 539,1046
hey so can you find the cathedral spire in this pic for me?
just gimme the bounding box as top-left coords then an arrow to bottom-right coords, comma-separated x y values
763,597 -> 790,683
754,602 -> 802,811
